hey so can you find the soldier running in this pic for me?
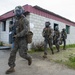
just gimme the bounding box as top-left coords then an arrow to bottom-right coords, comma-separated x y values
5,6 -> 32,74
42,21 -> 54,58
61,28 -> 67,50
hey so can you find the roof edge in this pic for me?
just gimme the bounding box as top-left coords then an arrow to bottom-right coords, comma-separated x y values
33,5 -> 75,24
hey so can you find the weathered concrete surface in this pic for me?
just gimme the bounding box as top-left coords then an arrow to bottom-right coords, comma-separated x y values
0,50 -> 75,75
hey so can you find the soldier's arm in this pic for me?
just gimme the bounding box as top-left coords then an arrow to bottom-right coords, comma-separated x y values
65,31 -> 67,39
60,31 -> 63,37
59,32 -> 61,38
57,31 -> 61,41
42,28 -> 45,37
16,18 -> 29,37
51,29 -> 54,36
9,24 -> 15,29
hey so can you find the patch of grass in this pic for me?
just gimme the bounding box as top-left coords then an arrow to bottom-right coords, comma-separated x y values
54,59 -> 63,63
65,53 -> 75,69
48,44 -> 75,51
59,44 -> 75,49
54,58 -> 75,69
55,53 -> 75,69
66,44 -> 75,48
28,49 -> 35,53
29,44 -> 75,69
64,61 -> 75,69
31,42 -> 44,52
69,54 -> 75,62
0,41 -> 3,46
30,43 -> 75,52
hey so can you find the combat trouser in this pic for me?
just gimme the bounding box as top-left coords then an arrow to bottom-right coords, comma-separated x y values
62,39 -> 66,50
8,38 -> 31,68
54,39 -> 60,52
44,38 -> 54,55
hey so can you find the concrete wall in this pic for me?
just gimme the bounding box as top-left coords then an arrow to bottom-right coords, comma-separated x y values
0,18 -> 11,43
67,26 -> 75,44
0,15 -> 30,44
0,13 -> 75,46
30,13 -> 75,45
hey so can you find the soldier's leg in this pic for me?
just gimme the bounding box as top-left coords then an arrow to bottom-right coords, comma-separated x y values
44,40 -> 48,55
19,40 -> 32,65
5,43 -> 18,74
8,44 -> 18,67
49,40 -> 54,54
55,40 -> 60,52
42,40 -> 48,58
63,39 -> 66,50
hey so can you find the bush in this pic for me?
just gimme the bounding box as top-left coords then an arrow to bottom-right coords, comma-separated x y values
0,41 -> 3,46
64,53 -> 75,69
66,44 -> 75,48
31,42 -> 44,52
69,53 -> 75,62
31,42 -> 36,51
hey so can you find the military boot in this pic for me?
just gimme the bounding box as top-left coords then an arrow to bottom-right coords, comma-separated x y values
63,46 -> 66,50
56,46 -> 60,52
5,67 -> 15,74
52,51 -> 54,54
57,49 -> 59,52
43,52 -> 47,58
57,50 -> 59,52
63,48 -> 66,50
43,54 -> 47,58
28,57 -> 32,66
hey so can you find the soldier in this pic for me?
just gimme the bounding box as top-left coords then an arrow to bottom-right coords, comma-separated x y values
61,28 -> 67,50
42,21 -> 54,58
53,26 -> 60,52
5,6 -> 32,74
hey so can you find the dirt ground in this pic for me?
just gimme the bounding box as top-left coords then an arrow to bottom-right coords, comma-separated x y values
0,48 -> 75,75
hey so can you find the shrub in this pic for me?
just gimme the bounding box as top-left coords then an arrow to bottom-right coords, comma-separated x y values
69,53 -> 75,62
64,53 -> 75,69
64,61 -> 75,69
0,41 -> 3,46
31,42 -> 36,50
66,44 -> 75,48
31,42 -> 44,52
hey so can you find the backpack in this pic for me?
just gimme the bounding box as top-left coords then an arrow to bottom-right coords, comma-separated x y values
27,31 -> 33,43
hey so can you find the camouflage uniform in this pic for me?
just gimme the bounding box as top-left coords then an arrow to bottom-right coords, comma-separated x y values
5,6 -> 32,74
53,29 -> 60,52
42,26 -> 54,56
61,29 -> 67,50
8,15 -> 32,68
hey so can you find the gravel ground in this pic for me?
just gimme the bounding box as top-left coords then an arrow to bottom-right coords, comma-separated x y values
0,48 -> 75,75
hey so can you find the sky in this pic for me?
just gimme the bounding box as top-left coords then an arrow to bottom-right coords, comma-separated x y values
0,0 -> 75,22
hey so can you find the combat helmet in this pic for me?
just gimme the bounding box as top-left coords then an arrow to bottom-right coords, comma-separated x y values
14,6 -> 25,17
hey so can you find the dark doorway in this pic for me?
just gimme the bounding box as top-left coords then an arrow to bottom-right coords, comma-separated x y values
54,23 -> 58,30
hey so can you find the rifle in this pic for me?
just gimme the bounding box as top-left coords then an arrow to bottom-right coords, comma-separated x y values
9,21 -> 17,43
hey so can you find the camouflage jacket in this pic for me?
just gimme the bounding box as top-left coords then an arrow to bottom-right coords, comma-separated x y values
42,26 -> 53,39
54,30 -> 60,40
15,15 -> 30,38
61,31 -> 67,39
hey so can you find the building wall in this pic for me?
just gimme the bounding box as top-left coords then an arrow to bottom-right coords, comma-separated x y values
30,13 -> 75,45
0,13 -> 75,46
0,19 -> 11,43
67,26 -> 75,44
0,15 -> 30,44
0,22 -> 1,40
